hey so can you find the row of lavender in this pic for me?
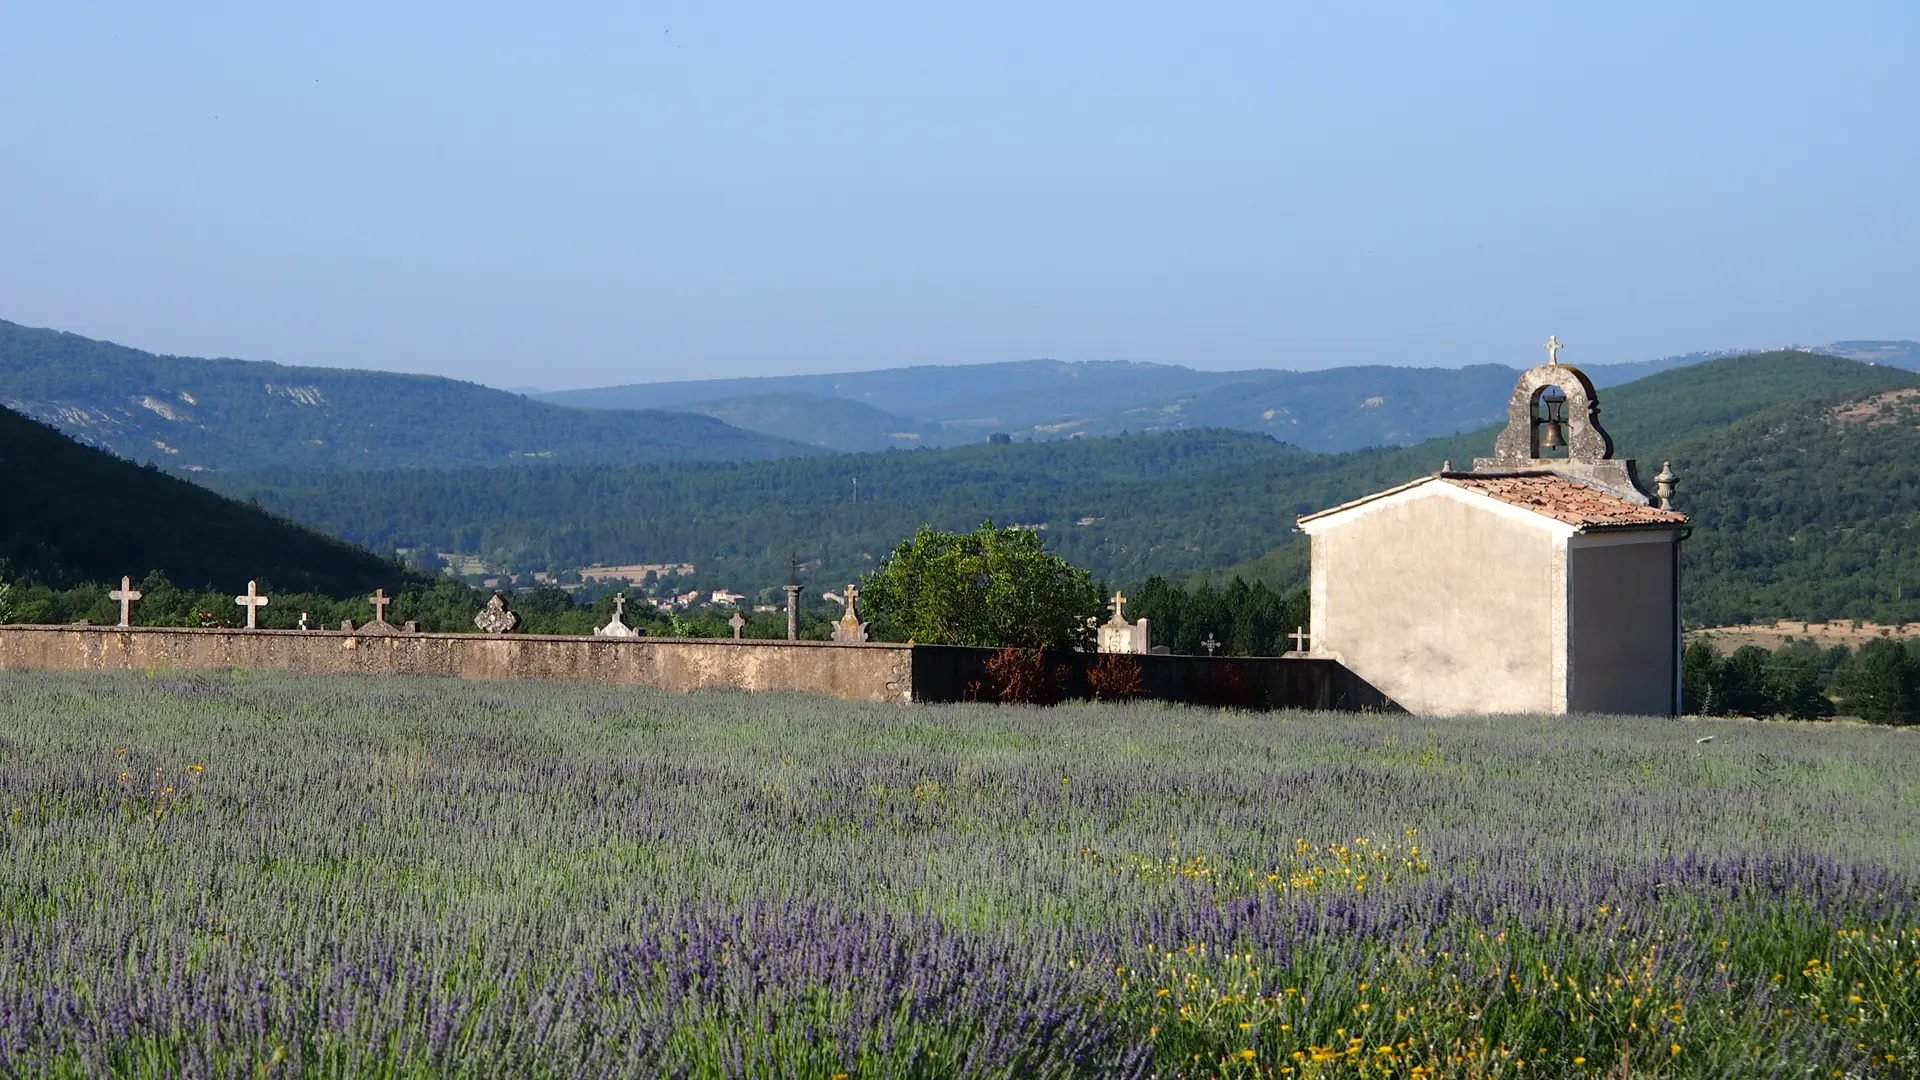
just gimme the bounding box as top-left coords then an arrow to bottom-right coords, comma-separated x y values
1,672 -> 1916,1076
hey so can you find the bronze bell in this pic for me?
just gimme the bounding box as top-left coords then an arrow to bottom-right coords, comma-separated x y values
1539,420 -> 1566,449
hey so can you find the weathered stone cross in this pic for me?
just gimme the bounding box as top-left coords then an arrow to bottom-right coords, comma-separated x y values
109,576 -> 142,627
1110,590 -> 1127,622
369,588 -> 393,624
234,580 -> 269,629
1544,334 -> 1564,365
1201,634 -> 1221,656
729,611 -> 746,639
1289,626 -> 1312,653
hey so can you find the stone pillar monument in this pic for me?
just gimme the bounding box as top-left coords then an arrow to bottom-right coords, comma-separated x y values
785,555 -> 803,641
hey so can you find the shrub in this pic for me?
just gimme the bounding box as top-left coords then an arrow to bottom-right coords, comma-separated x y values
983,647 -> 1064,704
1086,653 -> 1145,701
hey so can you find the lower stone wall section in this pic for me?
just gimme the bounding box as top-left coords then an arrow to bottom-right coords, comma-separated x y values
0,626 -> 914,702
908,645 -> 1397,710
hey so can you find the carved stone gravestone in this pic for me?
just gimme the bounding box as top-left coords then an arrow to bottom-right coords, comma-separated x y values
474,592 -> 519,634
831,583 -> 869,643
1096,590 -> 1149,654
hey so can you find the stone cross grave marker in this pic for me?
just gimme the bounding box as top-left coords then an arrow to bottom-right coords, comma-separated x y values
233,580 -> 269,629
1201,633 -> 1221,656
109,576 -> 142,627
832,583 -> 869,643
729,611 -> 746,639
594,592 -> 639,638
474,592 -> 519,634
1288,626 -> 1312,653
370,589 -> 392,624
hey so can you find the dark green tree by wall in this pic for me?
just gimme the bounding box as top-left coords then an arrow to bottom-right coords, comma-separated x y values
859,522 -> 1102,650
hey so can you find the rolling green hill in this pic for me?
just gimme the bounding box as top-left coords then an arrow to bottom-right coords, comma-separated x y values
1,405 -> 418,594
0,320 -> 817,472
200,350 -> 1920,625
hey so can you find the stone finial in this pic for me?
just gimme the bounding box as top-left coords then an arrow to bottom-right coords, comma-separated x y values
1654,461 -> 1678,510
109,576 -> 142,628
233,580 -> 269,629
474,592 -> 519,634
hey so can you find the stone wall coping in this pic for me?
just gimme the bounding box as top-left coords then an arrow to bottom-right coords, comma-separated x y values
1,624 -> 910,649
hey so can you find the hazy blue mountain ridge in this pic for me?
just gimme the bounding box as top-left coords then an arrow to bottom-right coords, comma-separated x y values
543,342 -> 1920,453
0,319 -> 818,472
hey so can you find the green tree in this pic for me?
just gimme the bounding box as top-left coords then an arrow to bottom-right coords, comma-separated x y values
1834,638 -> 1920,725
1681,641 -> 1722,715
860,522 -> 1101,650
1716,645 -> 1776,718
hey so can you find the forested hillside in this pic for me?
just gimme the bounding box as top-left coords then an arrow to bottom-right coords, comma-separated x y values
199,351 -> 1920,624
0,320 -> 815,471
0,405 -> 416,595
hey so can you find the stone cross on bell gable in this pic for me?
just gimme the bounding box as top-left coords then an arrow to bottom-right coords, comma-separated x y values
109,576 -> 142,628
1544,334 -> 1564,365
234,580 -> 269,629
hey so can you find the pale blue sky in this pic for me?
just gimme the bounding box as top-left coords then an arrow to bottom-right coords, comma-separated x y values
1,2 -> 1913,388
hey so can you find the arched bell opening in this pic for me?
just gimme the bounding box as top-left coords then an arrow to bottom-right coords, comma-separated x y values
1530,385 -> 1572,458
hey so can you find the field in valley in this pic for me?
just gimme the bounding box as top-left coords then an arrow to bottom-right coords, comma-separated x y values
1,672 -> 1916,1078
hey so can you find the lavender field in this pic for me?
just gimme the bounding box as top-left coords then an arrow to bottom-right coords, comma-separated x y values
1,671 -> 1916,1078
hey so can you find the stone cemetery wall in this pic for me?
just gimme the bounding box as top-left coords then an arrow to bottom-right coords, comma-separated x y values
0,626 -> 914,702
0,626 -> 1390,710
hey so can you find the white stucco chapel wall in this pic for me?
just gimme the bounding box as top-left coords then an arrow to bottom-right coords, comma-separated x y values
1302,479 -> 1682,717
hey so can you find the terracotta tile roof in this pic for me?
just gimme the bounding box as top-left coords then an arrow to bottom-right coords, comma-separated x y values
1440,473 -> 1688,530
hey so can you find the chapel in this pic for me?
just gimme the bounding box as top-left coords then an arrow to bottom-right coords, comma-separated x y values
1296,338 -> 1689,716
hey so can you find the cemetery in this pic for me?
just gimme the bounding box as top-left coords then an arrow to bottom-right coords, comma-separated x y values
0,350 -> 1686,716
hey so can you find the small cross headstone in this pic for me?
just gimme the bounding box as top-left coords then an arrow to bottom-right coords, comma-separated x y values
1288,626 -> 1312,653
109,575 -> 142,628
369,589 -> 392,624
298,612 -> 309,630
594,592 -> 639,638
729,611 -> 746,640
233,580 -> 269,629
1201,634 -> 1221,656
